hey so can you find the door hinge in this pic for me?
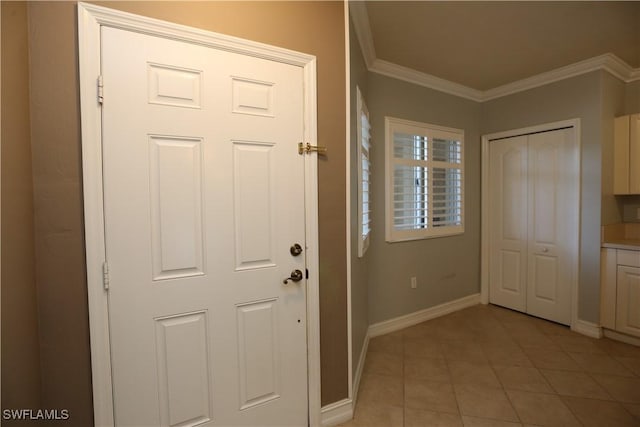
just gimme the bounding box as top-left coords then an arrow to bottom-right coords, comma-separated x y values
97,75 -> 104,105
102,261 -> 110,291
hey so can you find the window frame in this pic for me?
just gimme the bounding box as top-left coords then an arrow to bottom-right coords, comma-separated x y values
356,87 -> 372,257
385,116 -> 464,242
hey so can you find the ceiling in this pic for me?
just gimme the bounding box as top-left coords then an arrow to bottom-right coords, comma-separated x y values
361,1 -> 640,91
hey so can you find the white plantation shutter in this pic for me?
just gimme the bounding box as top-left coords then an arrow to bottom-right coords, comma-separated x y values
385,117 -> 464,242
357,87 -> 372,256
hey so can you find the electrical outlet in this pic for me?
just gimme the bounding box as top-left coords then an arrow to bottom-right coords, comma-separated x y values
410,276 -> 417,289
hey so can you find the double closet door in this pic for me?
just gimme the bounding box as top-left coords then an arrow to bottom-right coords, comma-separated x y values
489,127 -> 577,325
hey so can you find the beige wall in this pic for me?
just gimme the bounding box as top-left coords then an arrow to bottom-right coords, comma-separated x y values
27,3 -> 94,425
366,73 -> 482,324
482,71 -> 604,323
349,17 -> 369,379
23,3 -> 347,423
1,1 -> 42,421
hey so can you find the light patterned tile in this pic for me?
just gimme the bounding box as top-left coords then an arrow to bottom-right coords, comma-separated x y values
441,341 -> 488,363
448,360 -> 501,388
493,365 -> 553,393
483,343 -> 533,367
615,356 -> 640,376
540,369 -> 612,399
405,336 -> 445,359
363,351 -> 403,377
461,416 -> 523,427
561,396 -> 639,427
405,356 -> 451,383
350,402 -> 403,427
368,333 -> 403,356
405,378 -> 459,414
548,335 -> 606,354
358,373 -> 404,407
623,403 -> 640,419
454,384 -> 519,422
521,347 -> 582,371
506,390 -> 581,426
592,374 -> 640,403
405,408 -> 463,427
568,352 -> 634,377
594,339 -> 640,358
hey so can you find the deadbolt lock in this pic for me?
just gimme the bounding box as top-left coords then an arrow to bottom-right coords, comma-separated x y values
290,243 -> 303,256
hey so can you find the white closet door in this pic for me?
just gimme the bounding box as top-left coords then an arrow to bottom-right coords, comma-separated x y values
489,136 -> 528,312
489,128 -> 575,325
526,129 -> 573,325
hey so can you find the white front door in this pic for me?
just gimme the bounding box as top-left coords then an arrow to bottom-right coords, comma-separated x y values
102,26 -> 308,426
489,128 -> 575,325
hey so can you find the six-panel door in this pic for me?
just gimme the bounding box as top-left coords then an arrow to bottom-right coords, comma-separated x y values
101,27 -> 308,426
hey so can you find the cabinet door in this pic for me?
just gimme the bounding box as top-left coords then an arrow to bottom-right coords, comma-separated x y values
629,115 -> 640,194
614,116 -> 630,195
616,265 -> 640,337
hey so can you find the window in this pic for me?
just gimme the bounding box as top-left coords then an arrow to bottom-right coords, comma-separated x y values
385,117 -> 464,242
357,87 -> 372,256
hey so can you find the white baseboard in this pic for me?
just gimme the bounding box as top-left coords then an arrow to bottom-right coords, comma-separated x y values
571,319 -> 603,339
352,333 -> 369,405
320,398 -> 353,427
603,328 -> 640,347
368,293 -> 481,338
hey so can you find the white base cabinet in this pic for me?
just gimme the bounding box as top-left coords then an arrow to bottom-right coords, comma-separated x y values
601,248 -> 640,338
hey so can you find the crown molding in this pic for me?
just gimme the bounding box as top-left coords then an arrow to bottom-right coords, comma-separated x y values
482,53 -> 639,101
349,1 -> 376,69
349,1 -> 640,102
370,59 -> 484,102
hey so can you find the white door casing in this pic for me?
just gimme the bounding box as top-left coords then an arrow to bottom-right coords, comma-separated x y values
78,4 -> 321,426
482,121 -> 580,327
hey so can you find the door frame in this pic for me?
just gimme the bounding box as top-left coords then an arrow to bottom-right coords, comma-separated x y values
480,119 -> 581,329
77,3 -> 321,426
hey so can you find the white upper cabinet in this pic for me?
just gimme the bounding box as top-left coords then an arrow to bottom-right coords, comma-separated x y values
614,114 -> 640,195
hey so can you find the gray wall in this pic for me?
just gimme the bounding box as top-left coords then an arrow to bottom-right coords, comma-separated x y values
367,73 -> 482,324
626,80 -> 640,113
601,72 -> 627,225
481,71 -> 604,323
349,18 -> 369,380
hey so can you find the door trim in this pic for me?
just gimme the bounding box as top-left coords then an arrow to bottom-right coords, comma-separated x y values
77,3 -> 321,426
481,119 -> 581,329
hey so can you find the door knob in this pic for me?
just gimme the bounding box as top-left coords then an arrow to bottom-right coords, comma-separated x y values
290,243 -> 303,256
283,269 -> 304,284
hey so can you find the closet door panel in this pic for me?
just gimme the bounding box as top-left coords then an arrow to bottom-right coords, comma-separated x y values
489,136 -> 528,312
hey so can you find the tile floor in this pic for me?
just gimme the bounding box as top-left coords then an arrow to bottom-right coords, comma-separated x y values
338,304 -> 640,427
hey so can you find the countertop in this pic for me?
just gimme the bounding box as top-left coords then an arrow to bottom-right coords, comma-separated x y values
602,239 -> 640,250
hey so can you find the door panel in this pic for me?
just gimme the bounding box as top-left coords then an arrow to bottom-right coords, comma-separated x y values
102,27 -> 307,426
489,136 -> 528,312
526,129 -> 572,325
